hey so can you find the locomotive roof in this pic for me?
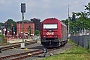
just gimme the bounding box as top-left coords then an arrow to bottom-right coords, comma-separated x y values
43,18 -> 67,27
45,18 -> 58,20
60,21 -> 67,27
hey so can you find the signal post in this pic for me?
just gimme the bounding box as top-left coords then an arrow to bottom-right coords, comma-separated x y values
20,3 -> 26,48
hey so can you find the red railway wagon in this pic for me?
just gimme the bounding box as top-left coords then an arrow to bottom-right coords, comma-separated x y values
40,18 -> 68,48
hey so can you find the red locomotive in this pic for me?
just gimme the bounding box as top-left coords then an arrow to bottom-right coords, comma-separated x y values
40,18 -> 68,48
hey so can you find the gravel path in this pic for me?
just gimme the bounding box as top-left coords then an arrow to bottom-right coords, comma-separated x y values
0,41 -> 72,60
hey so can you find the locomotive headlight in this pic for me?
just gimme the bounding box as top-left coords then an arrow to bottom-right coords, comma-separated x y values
44,36 -> 46,37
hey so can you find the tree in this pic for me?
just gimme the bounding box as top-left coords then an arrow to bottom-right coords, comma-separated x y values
85,2 -> 90,17
84,2 -> 90,30
35,30 -> 40,36
71,12 -> 76,22
6,19 -> 16,30
0,23 -> 4,26
27,25 -> 31,36
61,19 -> 68,26
5,19 -> 16,35
61,2 -> 90,35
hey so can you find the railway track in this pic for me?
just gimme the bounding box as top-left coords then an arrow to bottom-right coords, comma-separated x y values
0,48 -> 57,60
0,41 -> 36,51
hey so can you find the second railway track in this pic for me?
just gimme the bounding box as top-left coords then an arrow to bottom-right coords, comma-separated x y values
0,48 -> 57,60
0,41 -> 36,51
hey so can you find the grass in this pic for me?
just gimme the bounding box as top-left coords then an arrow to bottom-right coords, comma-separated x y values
42,40 -> 90,60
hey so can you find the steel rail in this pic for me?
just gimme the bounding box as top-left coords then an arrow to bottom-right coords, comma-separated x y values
0,48 -> 58,60
0,41 -> 36,51
0,49 -> 42,60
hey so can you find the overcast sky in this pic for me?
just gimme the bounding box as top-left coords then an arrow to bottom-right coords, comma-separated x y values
0,0 -> 90,22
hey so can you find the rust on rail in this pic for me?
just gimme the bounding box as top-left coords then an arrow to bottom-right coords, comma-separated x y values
0,46 -> 58,60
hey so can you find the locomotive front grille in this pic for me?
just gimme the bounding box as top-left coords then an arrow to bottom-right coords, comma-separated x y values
41,38 -> 59,44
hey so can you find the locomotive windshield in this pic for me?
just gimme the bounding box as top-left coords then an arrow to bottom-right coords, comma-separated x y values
43,24 -> 57,29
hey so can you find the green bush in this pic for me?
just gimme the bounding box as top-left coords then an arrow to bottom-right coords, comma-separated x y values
0,34 -> 4,43
35,30 -> 40,36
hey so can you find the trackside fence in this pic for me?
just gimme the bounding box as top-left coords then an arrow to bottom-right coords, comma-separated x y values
70,35 -> 90,50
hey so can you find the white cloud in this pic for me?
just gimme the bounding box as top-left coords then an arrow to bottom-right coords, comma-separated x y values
0,0 -> 90,22
42,0 -> 50,3
0,0 -> 6,4
0,0 -> 12,11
